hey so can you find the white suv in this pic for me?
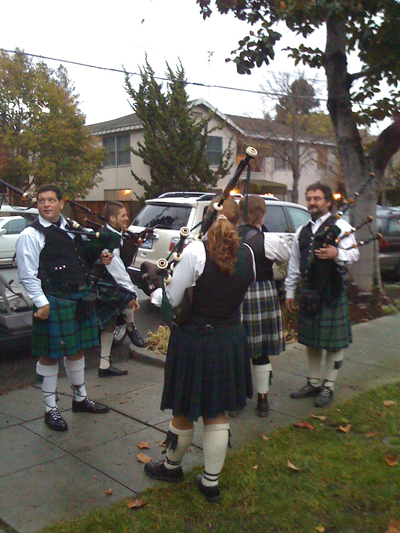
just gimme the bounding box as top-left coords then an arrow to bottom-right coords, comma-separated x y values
128,192 -> 310,294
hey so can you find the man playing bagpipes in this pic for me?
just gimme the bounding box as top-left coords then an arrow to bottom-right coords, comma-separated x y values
285,182 -> 359,407
93,201 -> 145,378
16,184 -> 110,432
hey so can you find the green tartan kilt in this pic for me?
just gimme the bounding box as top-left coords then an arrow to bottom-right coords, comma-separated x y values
32,291 -> 99,360
241,279 -> 285,360
161,322 -> 253,421
297,290 -> 352,351
95,280 -> 136,330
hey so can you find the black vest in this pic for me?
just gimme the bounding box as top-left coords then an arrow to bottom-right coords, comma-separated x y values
31,219 -> 89,288
298,216 -> 344,302
191,243 -> 254,325
238,225 -> 273,281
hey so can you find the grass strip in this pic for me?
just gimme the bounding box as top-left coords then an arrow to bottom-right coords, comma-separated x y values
43,382 -> 400,533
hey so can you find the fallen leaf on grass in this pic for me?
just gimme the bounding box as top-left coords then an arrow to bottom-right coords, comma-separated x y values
315,525 -> 325,533
386,519 -> 400,532
261,435 -> 270,441
294,420 -> 314,430
385,454 -> 398,467
383,400 -> 397,407
105,489 -> 113,496
338,424 -> 352,434
127,498 -> 146,509
287,460 -> 299,471
136,453 -> 152,464
365,431 -> 378,438
311,414 -> 327,421
252,465 -> 258,470
137,441 -> 150,450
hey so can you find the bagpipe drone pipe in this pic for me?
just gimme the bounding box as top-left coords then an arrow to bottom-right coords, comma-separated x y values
140,147 -> 258,326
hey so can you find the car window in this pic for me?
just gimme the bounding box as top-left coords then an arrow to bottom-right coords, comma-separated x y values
264,205 -> 289,232
286,206 -> 311,230
3,218 -> 28,234
132,204 -> 192,230
387,218 -> 400,237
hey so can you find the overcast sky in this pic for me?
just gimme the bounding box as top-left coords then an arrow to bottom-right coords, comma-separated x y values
2,0 -> 330,126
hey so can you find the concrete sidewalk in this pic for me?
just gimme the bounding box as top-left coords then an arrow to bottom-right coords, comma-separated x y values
1,314 -> 400,533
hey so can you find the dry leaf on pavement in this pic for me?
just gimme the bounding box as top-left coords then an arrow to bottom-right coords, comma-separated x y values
287,460 -> 299,471
137,441 -> 150,449
294,420 -> 314,430
105,489 -> 113,496
383,400 -> 397,407
338,424 -> 351,434
159,439 -> 166,447
136,453 -> 152,464
127,498 -> 147,509
385,454 -> 398,467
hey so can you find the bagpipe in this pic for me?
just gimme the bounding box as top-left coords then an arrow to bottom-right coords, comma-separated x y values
141,147 -> 258,325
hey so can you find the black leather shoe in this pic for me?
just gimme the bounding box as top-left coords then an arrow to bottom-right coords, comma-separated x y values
126,325 -> 145,348
98,365 -> 128,377
257,393 -> 269,418
290,381 -> 322,399
314,386 -> 334,407
196,475 -> 221,503
72,397 -> 110,414
144,460 -> 184,483
44,408 -> 68,432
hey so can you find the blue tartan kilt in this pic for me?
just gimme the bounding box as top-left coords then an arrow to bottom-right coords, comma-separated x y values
297,290 -> 352,351
95,280 -> 136,330
161,322 -> 253,421
32,291 -> 99,360
241,279 -> 285,360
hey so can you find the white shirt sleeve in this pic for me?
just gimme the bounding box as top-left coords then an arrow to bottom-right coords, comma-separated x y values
264,233 -> 291,263
16,227 -> 48,308
334,218 -> 360,264
151,241 -> 206,308
105,247 -> 137,294
284,228 -> 302,299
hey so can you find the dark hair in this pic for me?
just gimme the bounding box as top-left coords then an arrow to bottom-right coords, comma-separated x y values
306,182 -> 333,203
206,196 -> 240,276
238,195 -> 266,226
36,184 -> 63,201
103,201 -> 124,222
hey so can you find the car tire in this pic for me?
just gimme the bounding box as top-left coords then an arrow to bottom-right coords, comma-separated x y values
112,323 -> 127,346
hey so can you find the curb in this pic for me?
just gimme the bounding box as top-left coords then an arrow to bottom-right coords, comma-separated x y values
129,343 -> 166,367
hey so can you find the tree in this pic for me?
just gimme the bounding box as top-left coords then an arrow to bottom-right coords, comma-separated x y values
260,73 -> 334,203
124,59 -> 233,201
0,50 -> 105,198
197,0 -> 400,293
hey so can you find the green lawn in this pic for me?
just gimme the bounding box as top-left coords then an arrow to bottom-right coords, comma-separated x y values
43,382 -> 400,533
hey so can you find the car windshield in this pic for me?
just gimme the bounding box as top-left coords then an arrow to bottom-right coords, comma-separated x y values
132,204 -> 192,230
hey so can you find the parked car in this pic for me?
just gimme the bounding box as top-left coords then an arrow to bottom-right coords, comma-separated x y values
0,216 -> 35,266
375,206 -> 400,278
0,272 -> 32,352
127,192 -> 311,295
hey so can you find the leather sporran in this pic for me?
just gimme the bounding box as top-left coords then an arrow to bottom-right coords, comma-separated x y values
173,287 -> 193,327
299,287 -> 321,317
75,292 -> 97,321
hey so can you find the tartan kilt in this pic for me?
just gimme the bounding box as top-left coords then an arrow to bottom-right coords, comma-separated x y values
241,280 -> 285,360
161,322 -> 253,421
95,280 -> 136,330
32,291 -> 99,360
297,290 -> 352,351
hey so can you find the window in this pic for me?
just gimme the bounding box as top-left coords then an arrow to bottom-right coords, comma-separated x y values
132,204 -> 192,231
4,218 -> 28,234
264,205 -> 290,233
274,154 -> 290,171
207,136 -> 223,166
103,135 -> 131,167
286,206 -> 311,231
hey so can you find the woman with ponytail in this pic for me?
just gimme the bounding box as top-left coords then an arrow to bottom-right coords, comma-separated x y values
146,196 -> 255,503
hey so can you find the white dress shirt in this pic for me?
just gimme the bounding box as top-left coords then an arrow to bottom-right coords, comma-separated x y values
285,211 -> 359,299
102,223 -> 137,295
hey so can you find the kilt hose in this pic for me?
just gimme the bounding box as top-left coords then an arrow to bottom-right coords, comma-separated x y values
94,280 -> 136,330
241,280 -> 285,361
161,322 -> 253,422
297,290 -> 352,351
32,291 -> 99,360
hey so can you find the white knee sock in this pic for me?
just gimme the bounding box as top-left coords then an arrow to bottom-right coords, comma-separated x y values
99,330 -> 114,369
253,363 -> 272,395
164,422 -> 194,470
307,347 -> 323,387
324,350 -> 344,390
64,357 -> 87,402
202,423 -> 230,487
122,307 -> 135,327
36,362 -> 59,413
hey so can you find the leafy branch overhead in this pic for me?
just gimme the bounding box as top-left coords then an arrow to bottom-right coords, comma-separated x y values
124,58 -> 233,201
